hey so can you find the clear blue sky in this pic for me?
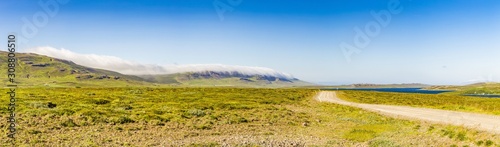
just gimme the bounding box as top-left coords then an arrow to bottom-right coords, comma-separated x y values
1,0 -> 499,85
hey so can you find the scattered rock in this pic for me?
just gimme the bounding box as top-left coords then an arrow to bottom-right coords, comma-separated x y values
240,78 -> 254,82
96,75 -> 110,79
32,63 -> 50,67
124,105 -> 133,110
77,75 -> 94,79
48,102 -> 57,108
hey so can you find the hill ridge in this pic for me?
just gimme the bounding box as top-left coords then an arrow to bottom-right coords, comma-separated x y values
0,51 -> 311,87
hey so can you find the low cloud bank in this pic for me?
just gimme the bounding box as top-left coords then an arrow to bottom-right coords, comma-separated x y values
26,47 -> 294,79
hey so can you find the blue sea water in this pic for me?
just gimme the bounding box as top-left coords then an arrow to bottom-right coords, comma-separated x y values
324,88 -> 452,94
323,88 -> 500,98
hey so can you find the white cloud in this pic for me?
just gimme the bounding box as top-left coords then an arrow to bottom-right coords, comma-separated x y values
25,46 -> 294,79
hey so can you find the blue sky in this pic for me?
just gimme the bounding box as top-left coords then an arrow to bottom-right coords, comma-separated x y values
1,0 -> 499,85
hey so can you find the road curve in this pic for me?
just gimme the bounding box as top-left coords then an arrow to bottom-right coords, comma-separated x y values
316,91 -> 500,134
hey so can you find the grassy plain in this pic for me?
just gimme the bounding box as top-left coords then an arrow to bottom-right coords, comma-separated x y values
0,88 -> 499,146
337,90 -> 500,115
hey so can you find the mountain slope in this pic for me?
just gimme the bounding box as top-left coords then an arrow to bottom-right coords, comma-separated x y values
138,71 -> 314,87
0,51 -> 314,87
0,51 -> 151,87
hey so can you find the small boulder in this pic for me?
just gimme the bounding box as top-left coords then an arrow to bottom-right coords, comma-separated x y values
48,102 -> 57,108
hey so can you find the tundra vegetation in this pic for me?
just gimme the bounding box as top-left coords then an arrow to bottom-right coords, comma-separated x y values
0,88 -> 499,146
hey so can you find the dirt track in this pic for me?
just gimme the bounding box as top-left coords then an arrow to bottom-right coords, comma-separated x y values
316,91 -> 500,134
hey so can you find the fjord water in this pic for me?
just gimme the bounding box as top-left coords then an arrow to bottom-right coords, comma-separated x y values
325,88 -> 500,98
326,88 -> 452,94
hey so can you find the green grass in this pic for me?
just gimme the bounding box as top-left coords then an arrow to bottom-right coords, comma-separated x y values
0,88 -> 499,146
3,88 -> 315,125
337,90 -> 500,115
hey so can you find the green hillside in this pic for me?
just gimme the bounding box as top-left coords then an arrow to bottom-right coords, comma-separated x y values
0,52 -> 314,87
0,51 -> 154,87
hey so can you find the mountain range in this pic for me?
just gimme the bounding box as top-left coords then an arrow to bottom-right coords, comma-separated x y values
0,51 -> 313,87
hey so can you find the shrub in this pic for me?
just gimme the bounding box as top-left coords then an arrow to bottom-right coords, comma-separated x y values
441,129 -> 456,139
55,109 -> 75,116
428,126 -> 435,131
369,140 -> 397,147
124,105 -> 133,110
343,129 -> 377,142
113,116 -> 135,124
476,140 -> 484,146
485,140 -> 494,146
60,119 -> 78,127
187,109 -> 206,117
93,99 -> 110,105
28,130 -> 42,135
238,117 -> 249,123
128,90 -> 143,94
456,132 -> 467,141
153,110 -> 164,115
195,124 -> 212,130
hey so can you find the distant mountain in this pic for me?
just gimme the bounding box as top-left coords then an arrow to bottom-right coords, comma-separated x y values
0,51 -> 313,87
138,71 -> 313,87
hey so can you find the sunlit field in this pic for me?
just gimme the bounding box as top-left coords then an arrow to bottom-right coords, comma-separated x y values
0,87 -> 499,146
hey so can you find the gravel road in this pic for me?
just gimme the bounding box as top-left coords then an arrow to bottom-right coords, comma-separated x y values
316,91 -> 500,134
